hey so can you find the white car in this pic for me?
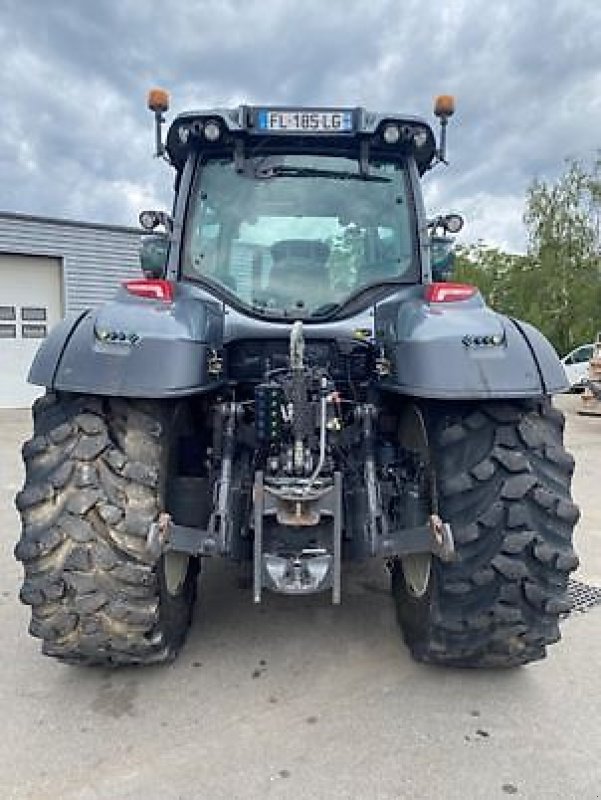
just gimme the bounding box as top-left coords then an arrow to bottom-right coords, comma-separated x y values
561,343 -> 594,390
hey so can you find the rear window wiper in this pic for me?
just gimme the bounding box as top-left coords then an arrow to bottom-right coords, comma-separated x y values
253,165 -> 390,183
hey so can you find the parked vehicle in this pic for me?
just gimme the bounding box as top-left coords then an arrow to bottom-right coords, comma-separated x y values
561,343 -> 594,390
579,333 -> 601,415
14,91 -> 579,668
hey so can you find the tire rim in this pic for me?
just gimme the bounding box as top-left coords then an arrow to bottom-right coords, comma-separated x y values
398,406 -> 432,599
401,552 -> 432,598
162,406 -> 192,598
164,552 -> 189,596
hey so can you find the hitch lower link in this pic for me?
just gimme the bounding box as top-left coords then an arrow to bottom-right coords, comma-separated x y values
358,403 -> 455,562
147,511 -> 455,562
147,513 -> 219,558
146,401 -> 240,560
377,514 -> 455,562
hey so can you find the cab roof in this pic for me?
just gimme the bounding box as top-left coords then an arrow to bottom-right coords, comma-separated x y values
165,105 -> 437,175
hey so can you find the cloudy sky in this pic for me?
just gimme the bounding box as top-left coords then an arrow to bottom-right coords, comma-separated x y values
1,0 -> 600,252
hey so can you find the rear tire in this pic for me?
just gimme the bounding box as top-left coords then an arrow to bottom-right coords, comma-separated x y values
391,398 -> 580,667
15,392 -> 199,666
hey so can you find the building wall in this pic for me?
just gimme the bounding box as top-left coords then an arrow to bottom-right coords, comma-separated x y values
0,212 -> 143,314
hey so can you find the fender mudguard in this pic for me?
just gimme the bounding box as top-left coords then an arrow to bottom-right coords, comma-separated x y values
375,291 -> 567,398
29,285 -> 225,398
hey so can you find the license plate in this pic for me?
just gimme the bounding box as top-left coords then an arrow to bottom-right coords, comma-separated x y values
257,109 -> 353,133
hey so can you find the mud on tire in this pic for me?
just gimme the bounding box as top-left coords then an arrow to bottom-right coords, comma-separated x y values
391,399 -> 580,667
15,392 -> 199,666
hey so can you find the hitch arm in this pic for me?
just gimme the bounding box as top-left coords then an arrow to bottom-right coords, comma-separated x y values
378,515 -> 455,562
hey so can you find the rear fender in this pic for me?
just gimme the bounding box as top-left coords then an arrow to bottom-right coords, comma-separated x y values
375,292 -> 568,398
29,284 -> 225,398
29,311 -> 89,388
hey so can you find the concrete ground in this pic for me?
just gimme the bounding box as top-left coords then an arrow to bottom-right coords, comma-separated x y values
1,395 -> 600,800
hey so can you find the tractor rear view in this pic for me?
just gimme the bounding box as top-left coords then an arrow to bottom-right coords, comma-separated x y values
14,91 -> 579,667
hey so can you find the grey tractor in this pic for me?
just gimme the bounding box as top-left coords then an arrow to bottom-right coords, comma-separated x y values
14,92 -> 579,667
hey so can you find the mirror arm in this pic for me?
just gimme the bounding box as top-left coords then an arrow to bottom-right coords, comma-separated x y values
427,215 -> 445,233
153,110 -> 166,158
437,117 -> 449,165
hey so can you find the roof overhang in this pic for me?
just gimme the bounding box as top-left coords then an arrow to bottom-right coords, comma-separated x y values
165,105 -> 436,175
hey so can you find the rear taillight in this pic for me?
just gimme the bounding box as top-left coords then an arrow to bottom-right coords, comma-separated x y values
425,282 -> 477,303
123,279 -> 174,302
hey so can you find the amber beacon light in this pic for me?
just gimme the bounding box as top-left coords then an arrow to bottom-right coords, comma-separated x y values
433,94 -> 455,163
147,87 -> 170,113
434,94 -> 455,119
147,87 -> 171,157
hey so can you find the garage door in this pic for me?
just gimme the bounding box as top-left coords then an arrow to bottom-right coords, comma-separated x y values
0,254 -> 63,408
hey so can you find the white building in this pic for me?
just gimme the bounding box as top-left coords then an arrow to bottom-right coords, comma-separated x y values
0,212 -> 142,408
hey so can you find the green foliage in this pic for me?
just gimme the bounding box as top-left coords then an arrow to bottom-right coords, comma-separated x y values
524,158 -> 601,354
455,157 -> 601,355
454,244 -> 530,316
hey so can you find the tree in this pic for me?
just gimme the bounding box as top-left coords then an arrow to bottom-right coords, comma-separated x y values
453,158 -> 601,355
454,243 -> 534,318
524,158 -> 601,354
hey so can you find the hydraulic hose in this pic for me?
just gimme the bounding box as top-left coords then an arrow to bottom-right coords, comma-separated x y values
302,377 -> 328,495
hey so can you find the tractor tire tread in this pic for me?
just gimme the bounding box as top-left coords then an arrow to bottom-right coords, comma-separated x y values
15,392 -> 196,666
392,399 -> 579,668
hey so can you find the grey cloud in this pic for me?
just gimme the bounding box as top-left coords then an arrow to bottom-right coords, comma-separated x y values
1,0 -> 600,249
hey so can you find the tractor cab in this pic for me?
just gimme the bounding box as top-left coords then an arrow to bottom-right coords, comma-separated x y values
143,95 -> 456,319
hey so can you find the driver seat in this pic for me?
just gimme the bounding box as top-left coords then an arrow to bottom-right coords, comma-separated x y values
268,240 -> 330,309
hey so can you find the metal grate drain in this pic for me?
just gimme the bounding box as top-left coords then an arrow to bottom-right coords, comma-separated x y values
567,579 -> 601,615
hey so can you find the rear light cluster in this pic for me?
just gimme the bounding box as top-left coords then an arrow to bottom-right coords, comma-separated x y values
425,282 -> 477,303
121,279 -> 476,307
123,279 -> 174,302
